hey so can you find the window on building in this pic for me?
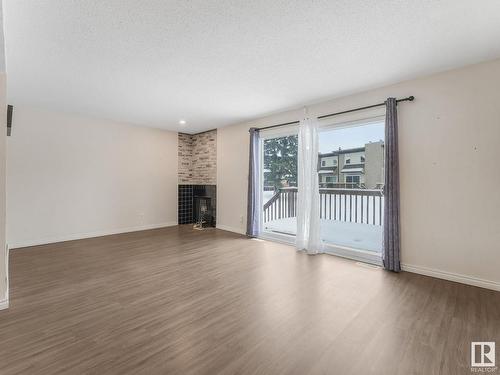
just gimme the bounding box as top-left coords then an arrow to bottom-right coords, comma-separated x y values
346,175 -> 360,184
321,160 -> 326,166
361,156 -> 365,163
333,159 -> 337,165
325,176 -> 338,183
345,158 -> 351,164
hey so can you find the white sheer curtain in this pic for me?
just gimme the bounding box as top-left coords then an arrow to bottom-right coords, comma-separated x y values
296,113 -> 322,254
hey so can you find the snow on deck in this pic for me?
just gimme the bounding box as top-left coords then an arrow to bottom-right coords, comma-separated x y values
264,218 -> 382,253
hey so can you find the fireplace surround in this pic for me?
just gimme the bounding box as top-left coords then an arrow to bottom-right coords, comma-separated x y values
178,184 -> 216,227
177,130 -> 217,227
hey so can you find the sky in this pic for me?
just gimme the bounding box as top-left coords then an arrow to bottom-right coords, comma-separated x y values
319,122 -> 385,153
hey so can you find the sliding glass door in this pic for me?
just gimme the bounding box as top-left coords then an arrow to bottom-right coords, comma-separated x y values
258,118 -> 384,263
318,118 -> 385,259
260,129 -> 298,239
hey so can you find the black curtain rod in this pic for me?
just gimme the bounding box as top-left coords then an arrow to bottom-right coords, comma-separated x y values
254,96 -> 414,132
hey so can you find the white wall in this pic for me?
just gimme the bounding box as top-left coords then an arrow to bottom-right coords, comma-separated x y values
0,74 -> 7,308
217,58 -> 500,290
7,108 -> 178,248
0,0 -> 8,308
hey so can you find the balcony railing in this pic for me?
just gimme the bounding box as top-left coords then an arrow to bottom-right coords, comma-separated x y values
318,182 -> 365,189
263,187 -> 384,226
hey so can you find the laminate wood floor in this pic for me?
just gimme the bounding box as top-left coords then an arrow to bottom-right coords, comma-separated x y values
0,225 -> 499,374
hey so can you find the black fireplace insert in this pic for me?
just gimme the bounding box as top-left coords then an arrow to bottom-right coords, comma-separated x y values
178,184 -> 216,227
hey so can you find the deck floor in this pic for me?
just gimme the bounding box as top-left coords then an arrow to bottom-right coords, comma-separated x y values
264,218 -> 383,252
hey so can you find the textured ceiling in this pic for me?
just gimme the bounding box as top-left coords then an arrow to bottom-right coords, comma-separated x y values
4,0 -> 500,133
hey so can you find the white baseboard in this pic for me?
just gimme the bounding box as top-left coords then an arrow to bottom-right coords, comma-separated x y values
3,244 -> 9,310
0,299 -> 8,310
216,224 -> 246,235
9,222 -> 178,249
402,263 -> 500,292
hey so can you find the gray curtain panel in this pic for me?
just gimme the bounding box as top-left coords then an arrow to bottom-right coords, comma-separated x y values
383,98 -> 401,272
246,128 -> 260,237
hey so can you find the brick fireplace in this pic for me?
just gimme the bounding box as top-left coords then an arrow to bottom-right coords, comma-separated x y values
177,129 -> 217,227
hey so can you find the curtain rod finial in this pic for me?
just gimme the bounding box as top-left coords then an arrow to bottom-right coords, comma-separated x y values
408,96 -> 415,101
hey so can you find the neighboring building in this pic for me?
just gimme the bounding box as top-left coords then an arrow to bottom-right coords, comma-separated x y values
318,141 -> 384,189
